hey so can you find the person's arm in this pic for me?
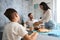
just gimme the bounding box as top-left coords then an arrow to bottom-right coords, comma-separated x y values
23,19 -> 29,27
23,32 -> 38,40
18,25 -> 38,40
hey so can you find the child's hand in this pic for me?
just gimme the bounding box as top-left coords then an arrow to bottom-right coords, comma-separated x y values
39,21 -> 43,24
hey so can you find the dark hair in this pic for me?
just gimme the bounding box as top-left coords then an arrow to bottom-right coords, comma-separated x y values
39,2 -> 50,11
4,8 -> 17,21
28,13 -> 32,17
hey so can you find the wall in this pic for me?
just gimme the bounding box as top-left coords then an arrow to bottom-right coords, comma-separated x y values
0,0 -> 23,32
22,0 -> 34,22
33,0 -> 56,22
0,0 -> 33,32
33,0 -> 53,19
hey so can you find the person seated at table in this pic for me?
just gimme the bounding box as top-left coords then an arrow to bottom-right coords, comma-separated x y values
2,8 -> 38,40
24,13 -> 38,31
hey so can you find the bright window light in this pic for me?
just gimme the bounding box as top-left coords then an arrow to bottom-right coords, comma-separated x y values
57,0 -> 60,23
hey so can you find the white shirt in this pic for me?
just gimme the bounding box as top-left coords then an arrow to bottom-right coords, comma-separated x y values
41,9 -> 52,23
26,19 -> 38,27
2,22 -> 28,40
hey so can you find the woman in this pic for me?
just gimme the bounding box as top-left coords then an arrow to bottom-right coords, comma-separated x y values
39,2 -> 55,29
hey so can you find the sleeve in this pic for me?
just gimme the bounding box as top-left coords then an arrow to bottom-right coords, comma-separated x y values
18,25 -> 28,37
41,10 -> 51,22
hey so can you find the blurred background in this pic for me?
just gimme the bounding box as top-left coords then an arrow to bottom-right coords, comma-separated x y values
0,0 -> 60,40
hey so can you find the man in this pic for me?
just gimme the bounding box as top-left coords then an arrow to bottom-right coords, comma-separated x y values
24,13 -> 38,31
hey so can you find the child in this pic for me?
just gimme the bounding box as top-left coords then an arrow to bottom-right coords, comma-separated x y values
2,8 -> 38,40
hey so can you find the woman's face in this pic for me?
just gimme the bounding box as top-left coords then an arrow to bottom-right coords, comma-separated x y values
40,5 -> 43,10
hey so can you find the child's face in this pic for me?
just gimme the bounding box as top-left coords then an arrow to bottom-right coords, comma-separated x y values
16,13 -> 20,22
13,12 -> 20,22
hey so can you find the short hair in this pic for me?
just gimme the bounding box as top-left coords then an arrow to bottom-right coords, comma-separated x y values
39,2 -> 50,11
28,13 -> 32,17
4,8 -> 17,21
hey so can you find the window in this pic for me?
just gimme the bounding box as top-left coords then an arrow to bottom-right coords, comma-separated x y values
57,0 -> 60,23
